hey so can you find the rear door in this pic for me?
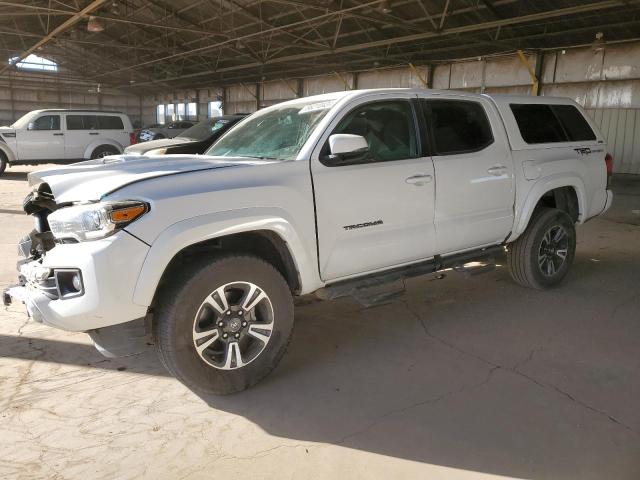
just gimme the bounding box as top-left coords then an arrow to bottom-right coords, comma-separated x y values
17,114 -> 64,161
64,114 -> 96,159
419,95 -> 515,254
311,93 -> 436,281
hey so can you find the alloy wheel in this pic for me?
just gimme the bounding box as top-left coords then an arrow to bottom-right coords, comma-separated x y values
538,225 -> 569,276
192,281 -> 274,370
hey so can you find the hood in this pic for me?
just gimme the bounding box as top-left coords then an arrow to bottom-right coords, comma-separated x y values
28,154 -> 272,203
125,137 -> 194,154
0,125 -> 15,132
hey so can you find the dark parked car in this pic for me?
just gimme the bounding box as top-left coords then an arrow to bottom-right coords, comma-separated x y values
124,115 -> 246,155
137,121 -> 196,143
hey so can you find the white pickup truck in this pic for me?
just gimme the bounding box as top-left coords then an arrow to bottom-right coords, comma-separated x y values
4,88 -> 613,394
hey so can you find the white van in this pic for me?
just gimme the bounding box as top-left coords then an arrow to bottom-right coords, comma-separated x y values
0,109 -> 134,174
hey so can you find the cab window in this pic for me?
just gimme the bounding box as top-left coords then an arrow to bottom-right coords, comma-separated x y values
422,99 -> 494,155
31,115 -> 60,131
323,100 -> 418,165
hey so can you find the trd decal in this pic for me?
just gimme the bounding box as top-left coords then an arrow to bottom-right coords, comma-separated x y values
343,219 -> 383,230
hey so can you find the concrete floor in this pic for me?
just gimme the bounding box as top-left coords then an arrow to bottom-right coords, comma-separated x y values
1,165 -> 639,480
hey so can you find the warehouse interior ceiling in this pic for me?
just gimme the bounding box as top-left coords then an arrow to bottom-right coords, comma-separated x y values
1,0 -> 640,92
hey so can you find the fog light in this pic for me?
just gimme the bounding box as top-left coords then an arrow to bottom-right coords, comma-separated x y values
72,274 -> 82,291
54,269 -> 84,299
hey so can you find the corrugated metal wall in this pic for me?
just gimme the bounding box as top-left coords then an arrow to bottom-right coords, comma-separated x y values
136,42 -> 640,174
0,71 -> 142,127
587,108 -> 640,174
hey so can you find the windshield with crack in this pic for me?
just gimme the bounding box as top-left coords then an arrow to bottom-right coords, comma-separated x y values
205,99 -> 336,160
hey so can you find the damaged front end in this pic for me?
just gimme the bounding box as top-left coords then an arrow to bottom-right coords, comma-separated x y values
4,182 -> 152,358
3,183 -> 79,316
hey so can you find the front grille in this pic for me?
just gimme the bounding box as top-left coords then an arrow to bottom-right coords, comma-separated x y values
17,234 -> 32,259
36,276 -> 59,300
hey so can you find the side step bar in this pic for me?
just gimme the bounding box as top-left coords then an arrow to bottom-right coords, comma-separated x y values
316,245 -> 505,305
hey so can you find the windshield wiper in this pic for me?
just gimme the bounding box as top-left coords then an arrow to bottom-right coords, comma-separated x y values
238,155 -> 279,160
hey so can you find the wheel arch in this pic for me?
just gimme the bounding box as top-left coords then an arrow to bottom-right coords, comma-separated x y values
132,210 -> 320,308
84,139 -> 123,159
510,176 -> 587,241
151,230 -> 301,308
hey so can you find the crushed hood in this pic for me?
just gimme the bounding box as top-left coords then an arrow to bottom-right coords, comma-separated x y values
28,154 -> 270,203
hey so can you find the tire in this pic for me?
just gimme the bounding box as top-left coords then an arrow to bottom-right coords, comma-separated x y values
91,145 -> 120,159
154,255 -> 294,395
0,152 -> 6,175
507,207 -> 576,289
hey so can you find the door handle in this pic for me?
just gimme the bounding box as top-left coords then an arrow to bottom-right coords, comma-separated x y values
89,132 -> 100,135
487,165 -> 507,176
53,133 -> 64,136
405,174 -> 433,186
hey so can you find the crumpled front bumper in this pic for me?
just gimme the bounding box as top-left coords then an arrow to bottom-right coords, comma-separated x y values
4,231 -> 150,332
3,283 -> 47,323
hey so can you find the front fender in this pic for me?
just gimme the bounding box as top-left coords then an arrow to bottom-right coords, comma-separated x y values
131,207 -> 321,306
83,139 -> 124,159
509,174 -> 587,241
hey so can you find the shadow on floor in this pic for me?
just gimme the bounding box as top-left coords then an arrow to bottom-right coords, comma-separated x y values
1,171 -> 28,181
0,334 -> 168,377
1,232 -> 639,479
0,208 -> 27,215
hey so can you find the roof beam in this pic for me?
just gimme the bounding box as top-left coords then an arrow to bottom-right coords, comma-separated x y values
0,0 -> 107,75
95,0 -> 385,78
110,0 -> 639,85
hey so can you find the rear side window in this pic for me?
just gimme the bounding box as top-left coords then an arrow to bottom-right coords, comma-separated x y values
97,116 -> 124,129
423,100 -> 493,155
551,105 -> 596,141
510,104 -> 565,144
510,104 -> 596,144
66,115 -> 98,130
66,115 -> 84,130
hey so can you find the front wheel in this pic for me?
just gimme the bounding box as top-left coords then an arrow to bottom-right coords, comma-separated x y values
0,152 -> 6,175
154,255 -> 294,395
507,207 -> 576,289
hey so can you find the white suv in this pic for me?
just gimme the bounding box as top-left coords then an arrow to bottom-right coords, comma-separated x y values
0,109 -> 134,174
4,89 -> 613,394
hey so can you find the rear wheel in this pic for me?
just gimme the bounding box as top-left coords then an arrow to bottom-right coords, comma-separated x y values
507,207 -> 576,289
154,255 -> 294,395
91,145 -> 119,159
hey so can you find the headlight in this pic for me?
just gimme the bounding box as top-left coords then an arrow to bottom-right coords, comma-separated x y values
48,201 -> 149,242
145,147 -> 167,155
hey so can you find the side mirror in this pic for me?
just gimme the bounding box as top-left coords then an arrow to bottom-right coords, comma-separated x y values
326,134 -> 370,164
329,134 -> 368,155
27,122 -> 35,131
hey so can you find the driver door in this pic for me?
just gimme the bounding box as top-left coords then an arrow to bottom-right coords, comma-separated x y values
18,114 -> 65,161
311,94 -> 436,281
